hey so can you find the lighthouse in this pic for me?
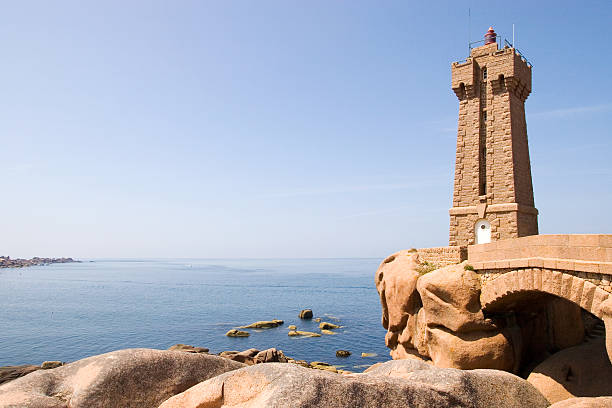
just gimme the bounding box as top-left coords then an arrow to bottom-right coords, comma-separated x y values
449,27 -> 538,246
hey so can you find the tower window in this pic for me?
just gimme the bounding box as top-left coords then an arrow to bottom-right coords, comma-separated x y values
482,68 -> 487,80
483,111 -> 487,121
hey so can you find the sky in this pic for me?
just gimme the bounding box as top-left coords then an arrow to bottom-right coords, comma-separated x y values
1,1 -> 611,259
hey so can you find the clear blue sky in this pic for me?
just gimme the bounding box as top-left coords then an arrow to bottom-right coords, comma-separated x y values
2,1 -> 611,259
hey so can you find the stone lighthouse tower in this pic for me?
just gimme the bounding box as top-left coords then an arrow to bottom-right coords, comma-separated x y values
449,27 -> 538,246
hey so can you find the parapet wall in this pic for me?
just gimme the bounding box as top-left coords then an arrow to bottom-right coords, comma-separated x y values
467,234 -> 612,278
417,246 -> 467,267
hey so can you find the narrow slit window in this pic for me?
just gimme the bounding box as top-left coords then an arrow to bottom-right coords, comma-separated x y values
483,67 -> 487,80
483,111 -> 487,122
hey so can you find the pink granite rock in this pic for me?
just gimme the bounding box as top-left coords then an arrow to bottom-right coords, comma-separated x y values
159,360 -> 549,408
0,348 -> 244,408
527,338 -> 612,404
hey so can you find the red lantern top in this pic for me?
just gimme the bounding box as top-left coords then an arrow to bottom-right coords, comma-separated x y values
484,26 -> 497,45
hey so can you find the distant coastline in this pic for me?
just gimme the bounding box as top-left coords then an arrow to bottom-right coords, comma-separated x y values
0,256 -> 78,269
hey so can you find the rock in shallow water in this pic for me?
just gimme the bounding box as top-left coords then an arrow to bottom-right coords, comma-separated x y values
225,329 -> 249,337
288,330 -> 320,337
238,320 -> 284,329
219,349 -> 260,365
319,322 -> 340,330
253,348 -> 288,364
219,348 -> 288,365
299,309 -> 313,319
0,348 -> 245,408
309,361 -> 337,373
168,344 -> 209,354
159,360 -> 549,408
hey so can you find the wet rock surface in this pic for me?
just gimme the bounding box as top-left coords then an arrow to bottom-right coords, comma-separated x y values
225,329 -> 249,337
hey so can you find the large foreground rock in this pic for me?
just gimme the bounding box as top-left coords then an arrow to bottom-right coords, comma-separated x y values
159,360 -> 549,408
375,251 -> 422,353
425,327 -> 514,370
375,250 -> 596,373
362,358 -> 431,377
0,348 -> 245,408
416,263 -> 492,333
375,254 -> 515,370
527,338 -> 612,404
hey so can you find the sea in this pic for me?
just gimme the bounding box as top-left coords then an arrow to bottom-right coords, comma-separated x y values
0,258 -> 390,371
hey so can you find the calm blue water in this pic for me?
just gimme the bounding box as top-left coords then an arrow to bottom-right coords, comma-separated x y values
0,258 -> 389,370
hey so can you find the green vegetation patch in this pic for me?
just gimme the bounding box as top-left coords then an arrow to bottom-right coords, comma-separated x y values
416,261 -> 438,275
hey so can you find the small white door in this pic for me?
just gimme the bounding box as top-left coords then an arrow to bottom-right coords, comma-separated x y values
475,219 -> 491,244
